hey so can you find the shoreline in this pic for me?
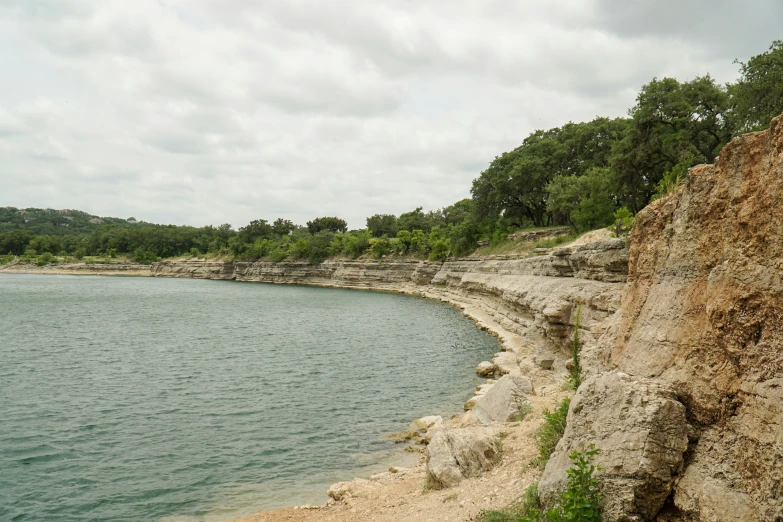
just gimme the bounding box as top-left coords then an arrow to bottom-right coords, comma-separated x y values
1,244 -> 625,520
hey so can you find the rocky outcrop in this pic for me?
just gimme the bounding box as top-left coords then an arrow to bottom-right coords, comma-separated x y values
539,372 -> 688,521
425,426 -> 501,488
472,375 -> 534,424
605,114 -> 783,520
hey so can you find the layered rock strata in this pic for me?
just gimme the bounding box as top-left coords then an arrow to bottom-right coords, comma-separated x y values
606,114 -> 783,521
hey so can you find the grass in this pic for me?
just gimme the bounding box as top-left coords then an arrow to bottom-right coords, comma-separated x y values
474,484 -> 542,522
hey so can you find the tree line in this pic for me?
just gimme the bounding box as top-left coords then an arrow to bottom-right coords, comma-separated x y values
2,41 -> 782,265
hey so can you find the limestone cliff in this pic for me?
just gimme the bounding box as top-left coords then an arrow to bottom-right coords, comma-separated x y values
604,114 -> 783,521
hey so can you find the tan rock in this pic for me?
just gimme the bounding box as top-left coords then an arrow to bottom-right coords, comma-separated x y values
538,372 -> 688,521
472,375 -> 534,424
425,426 -> 500,488
475,361 -> 496,377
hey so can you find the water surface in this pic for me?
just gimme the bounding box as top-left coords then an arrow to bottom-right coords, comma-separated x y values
0,274 -> 498,521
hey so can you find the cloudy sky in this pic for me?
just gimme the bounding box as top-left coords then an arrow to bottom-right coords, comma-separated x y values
1,1 -> 780,228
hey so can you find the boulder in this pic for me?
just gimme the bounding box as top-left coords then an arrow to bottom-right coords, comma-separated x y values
426,426 -> 500,488
475,361 -> 497,377
472,375 -> 534,424
539,372 -> 688,521
409,415 -> 443,432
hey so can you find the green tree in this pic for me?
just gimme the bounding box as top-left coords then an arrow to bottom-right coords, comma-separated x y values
610,75 -> 731,212
272,218 -> 295,238
307,230 -> 334,263
366,214 -> 398,238
547,167 -> 617,232
306,216 -> 347,234
729,40 -> 783,134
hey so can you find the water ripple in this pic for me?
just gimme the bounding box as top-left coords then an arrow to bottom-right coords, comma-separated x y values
0,274 -> 498,521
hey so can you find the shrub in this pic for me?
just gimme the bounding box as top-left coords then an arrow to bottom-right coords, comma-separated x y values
133,248 -> 158,264
370,236 -> 392,258
268,248 -> 288,263
476,447 -> 601,522
428,239 -> 449,261
551,445 -> 602,522
74,247 -> 86,260
536,397 -> 571,465
608,207 -> 634,237
37,252 -> 54,266
190,247 -> 200,257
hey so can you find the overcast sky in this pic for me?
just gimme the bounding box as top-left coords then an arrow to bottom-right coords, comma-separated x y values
1,1 -> 780,228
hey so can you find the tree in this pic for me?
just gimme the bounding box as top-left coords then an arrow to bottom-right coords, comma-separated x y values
366,214 -> 397,237
306,216 -> 347,234
272,218 -> 295,238
610,76 -> 731,212
472,118 -> 628,227
397,207 -> 433,233
547,167 -> 617,232
729,40 -> 783,134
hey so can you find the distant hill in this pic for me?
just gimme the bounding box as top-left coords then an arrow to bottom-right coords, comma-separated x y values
0,207 -> 142,237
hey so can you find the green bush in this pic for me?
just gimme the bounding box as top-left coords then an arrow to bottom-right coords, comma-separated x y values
133,248 -> 158,264
370,236 -> 392,258
476,446 -> 601,522
0,254 -> 14,265
36,252 -> 54,266
536,397 -> 571,465
551,445 -> 602,522
428,239 -> 449,261
608,207 -> 634,237
74,247 -> 86,260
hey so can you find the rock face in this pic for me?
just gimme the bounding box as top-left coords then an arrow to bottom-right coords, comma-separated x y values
539,372 -> 688,522
472,375 -> 534,424
608,114 -> 783,520
425,426 -> 500,488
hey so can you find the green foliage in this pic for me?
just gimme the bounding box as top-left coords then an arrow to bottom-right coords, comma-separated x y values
654,162 -> 689,200
133,247 -> 158,264
477,447 -> 601,522
36,252 -> 54,266
729,40 -> 783,134
366,214 -> 398,238
428,239 -> 449,261
550,446 -> 602,522
74,247 -> 86,260
536,397 -> 571,465
610,75 -> 731,212
306,230 -> 334,264
369,236 -> 392,258
475,484 -> 543,522
0,253 -> 14,265
568,303 -> 583,391
306,216 -> 347,234
608,208 -> 634,237
546,168 -> 617,232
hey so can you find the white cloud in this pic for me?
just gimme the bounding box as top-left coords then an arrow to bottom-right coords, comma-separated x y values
0,0 -> 778,228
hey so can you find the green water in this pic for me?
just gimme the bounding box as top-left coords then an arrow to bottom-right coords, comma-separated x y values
0,274 -> 499,521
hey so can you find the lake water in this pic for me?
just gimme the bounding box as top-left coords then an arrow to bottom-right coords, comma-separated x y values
0,274 -> 499,521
